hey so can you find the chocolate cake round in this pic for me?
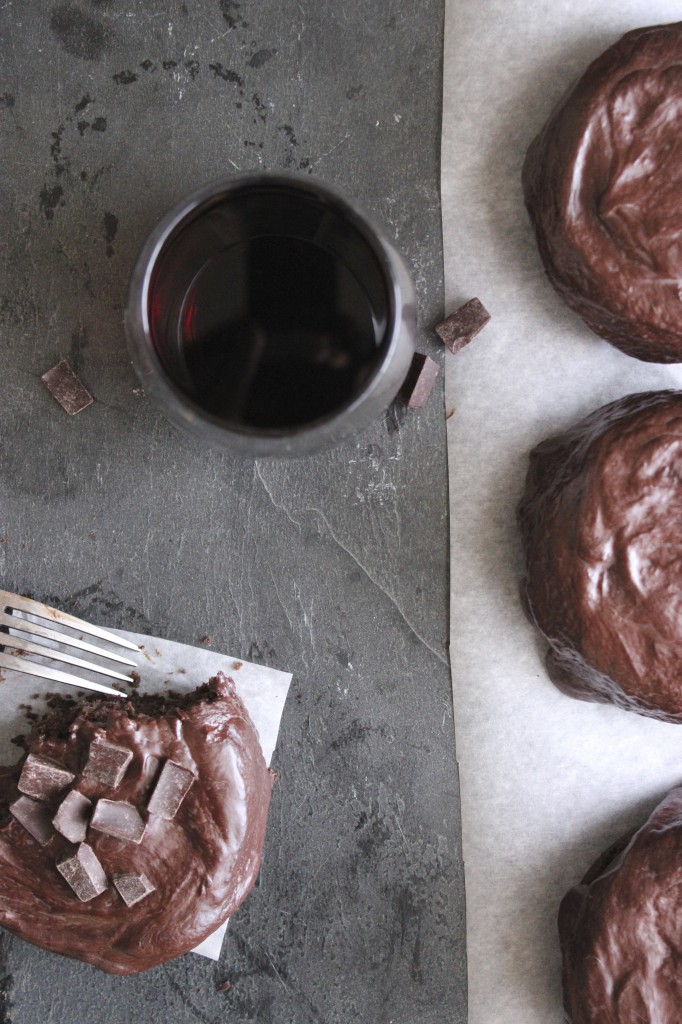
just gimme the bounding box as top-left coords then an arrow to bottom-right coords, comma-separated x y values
0,672 -> 273,974
523,22 -> 682,362
559,786 -> 682,1024
518,390 -> 682,722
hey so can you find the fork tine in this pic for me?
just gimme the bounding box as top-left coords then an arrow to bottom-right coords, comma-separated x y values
0,614 -> 137,668
0,652 -> 127,697
0,634 -> 133,683
0,592 -> 141,652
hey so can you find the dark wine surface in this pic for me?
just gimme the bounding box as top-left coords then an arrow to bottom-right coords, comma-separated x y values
177,235 -> 382,429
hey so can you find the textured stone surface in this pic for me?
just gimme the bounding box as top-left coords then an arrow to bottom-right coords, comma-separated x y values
0,0 -> 464,1021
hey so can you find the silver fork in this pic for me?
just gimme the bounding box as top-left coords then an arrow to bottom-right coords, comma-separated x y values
0,591 -> 140,697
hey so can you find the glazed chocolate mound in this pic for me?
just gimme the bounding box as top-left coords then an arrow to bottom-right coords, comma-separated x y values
559,787 -> 682,1023
518,390 -> 682,722
0,673 -> 273,974
523,23 -> 682,363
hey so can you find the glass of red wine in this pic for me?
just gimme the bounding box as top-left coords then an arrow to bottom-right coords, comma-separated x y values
125,174 -> 416,456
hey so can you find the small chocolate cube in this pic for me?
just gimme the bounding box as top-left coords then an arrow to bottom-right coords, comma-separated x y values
138,754 -> 162,800
113,872 -> 156,907
18,754 -> 75,802
56,843 -> 108,902
52,790 -> 92,843
82,738 -> 133,789
10,795 -> 56,846
435,298 -> 491,355
399,353 -> 440,409
91,799 -> 146,843
41,359 -> 93,416
147,760 -> 195,820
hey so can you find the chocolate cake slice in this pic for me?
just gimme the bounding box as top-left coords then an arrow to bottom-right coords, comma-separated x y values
0,672 -> 273,974
523,22 -> 682,363
518,390 -> 682,722
560,787 -> 682,1023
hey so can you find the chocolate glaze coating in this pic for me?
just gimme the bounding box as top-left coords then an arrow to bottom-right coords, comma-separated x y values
523,23 -> 682,363
0,673 -> 273,974
518,390 -> 682,722
559,787 -> 682,1023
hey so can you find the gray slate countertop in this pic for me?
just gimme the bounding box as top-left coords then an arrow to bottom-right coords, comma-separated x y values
0,1 -> 465,1021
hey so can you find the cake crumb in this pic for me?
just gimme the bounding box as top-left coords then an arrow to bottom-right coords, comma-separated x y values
216,980 -> 232,992
200,635 -> 213,646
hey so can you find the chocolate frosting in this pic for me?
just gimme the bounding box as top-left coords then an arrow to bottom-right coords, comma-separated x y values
559,787 -> 682,1023
523,23 -> 682,363
0,673 -> 273,974
518,390 -> 682,722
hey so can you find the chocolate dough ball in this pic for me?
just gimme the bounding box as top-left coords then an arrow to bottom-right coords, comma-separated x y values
523,23 -> 682,362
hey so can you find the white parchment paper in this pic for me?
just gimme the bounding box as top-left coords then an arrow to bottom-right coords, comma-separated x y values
0,629 -> 291,962
442,3 -> 682,1021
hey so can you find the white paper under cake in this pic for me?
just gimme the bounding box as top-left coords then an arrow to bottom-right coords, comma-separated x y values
442,2 -> 682,1021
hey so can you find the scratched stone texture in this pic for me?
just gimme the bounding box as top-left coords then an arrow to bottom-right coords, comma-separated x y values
0,1 -> 464,1022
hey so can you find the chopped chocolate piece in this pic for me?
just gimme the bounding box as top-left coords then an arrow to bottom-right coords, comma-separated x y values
148,760 -> 195,820
90,799 -> 146,844
138,754 -> 162,800
399,353 -> 440,409
18,754 -> 75,802
113,872 -> 155,907
10,796 -> 56,846
82,738 -> 133,788
41,359 -> 93,416
52,790 -> 92,843
56,844 -> 108,902
435,298 -> 491,355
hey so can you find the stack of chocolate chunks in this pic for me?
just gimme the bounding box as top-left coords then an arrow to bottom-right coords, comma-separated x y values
10,739 -> 194,905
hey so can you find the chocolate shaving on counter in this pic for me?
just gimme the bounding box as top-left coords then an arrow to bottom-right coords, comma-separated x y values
18,754 -> 75,802
113,872 -> 155,907
57,844 -> 108,902
399,353 -> 440,409
82,738 -> 133,788
10,796 -> 56,846
147,760 -> 195,820
435,298 -> 491,355
52,790 -> 92,844
90,799 -> 146,844
41,359 -> 94,416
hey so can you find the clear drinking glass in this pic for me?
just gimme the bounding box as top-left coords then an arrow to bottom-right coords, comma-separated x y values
125,173 -> 416,456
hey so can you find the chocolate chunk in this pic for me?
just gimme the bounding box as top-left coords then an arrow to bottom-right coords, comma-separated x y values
41,359 -> 93,416
138,754 -> 162,800
18,754 -> 75,802
147,760 -> 194,820
113,872 -> 155,907
57,843 -> 108,902
435,298 -> 491,355
82,738 -> 133,788
10,795 -> 56,846
90,799 -> 146,843
52,790 -> 92,843
399,353 -> 440,409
